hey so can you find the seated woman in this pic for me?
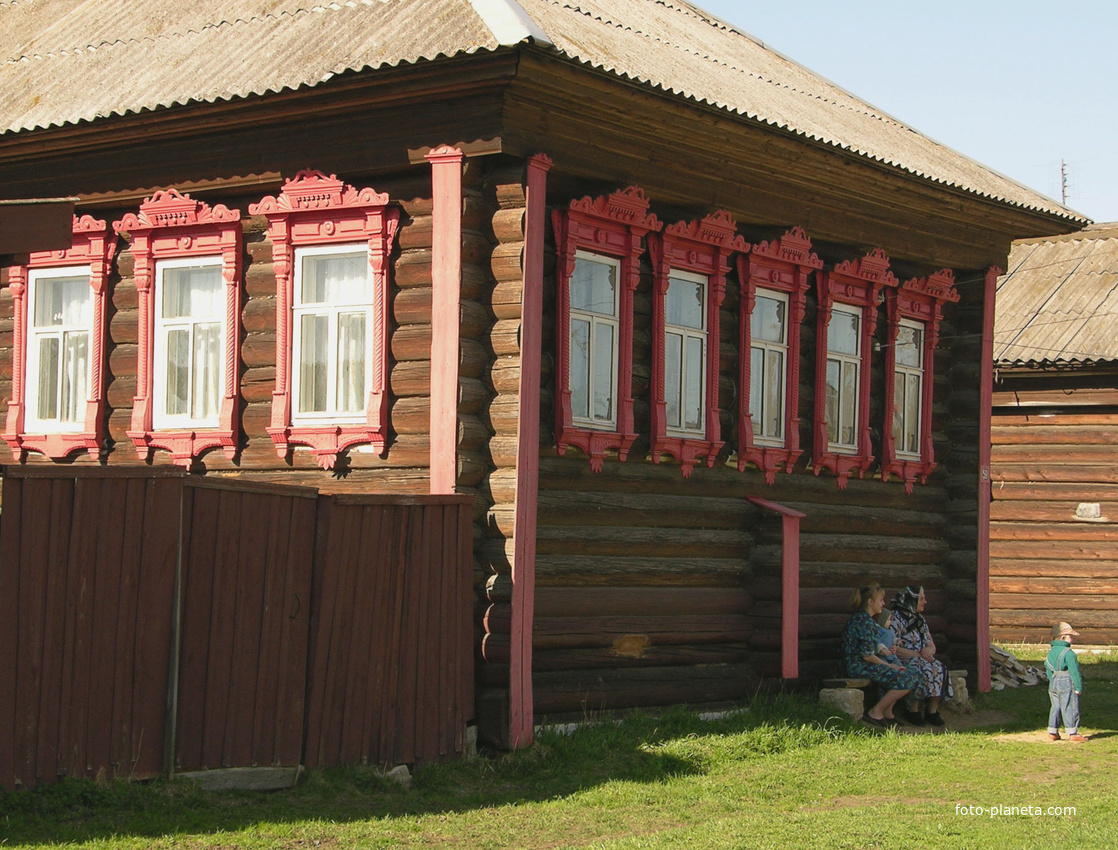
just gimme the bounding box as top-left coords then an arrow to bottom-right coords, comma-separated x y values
889,585 -> 953,726
841,582 -> 921,726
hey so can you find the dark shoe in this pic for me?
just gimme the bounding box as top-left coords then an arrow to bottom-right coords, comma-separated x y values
925,712 -> 945,727
902,708 -> 926,726
861,714 -> 886,728
883,716 -> 900,727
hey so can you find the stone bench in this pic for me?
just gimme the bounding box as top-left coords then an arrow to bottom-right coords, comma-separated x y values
818,678 -> 872,719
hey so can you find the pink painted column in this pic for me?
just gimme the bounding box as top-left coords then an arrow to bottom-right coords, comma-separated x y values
509,154 -> 553,748
977,266 -> 1000,692
747,496 -> 805,679
426,146 -> 464,494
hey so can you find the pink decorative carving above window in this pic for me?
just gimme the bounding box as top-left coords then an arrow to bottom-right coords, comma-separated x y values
114,190 -> 243,467
552,187 -> 661,473
249,170 -> 399,469
737,226 -> 822,484
3,215 -> 115,461
812,248 -> 898,489
882,268 -> 958,493
648,210 -> 746,477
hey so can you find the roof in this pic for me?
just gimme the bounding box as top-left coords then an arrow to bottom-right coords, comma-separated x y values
994,224 -> 1118,366
0,0 -> 1084,223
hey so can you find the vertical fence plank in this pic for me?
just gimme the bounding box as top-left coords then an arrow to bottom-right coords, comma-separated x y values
274,495 -> 313,767
0,476 -> 23,788
225,491 -> 264,767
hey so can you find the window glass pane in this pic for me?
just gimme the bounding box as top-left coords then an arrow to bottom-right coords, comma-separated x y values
666,275 -> 704,329
162,265 -> 222,319
752,294 -> 786,344
302,252 -> 367,305
191,322 -> 221,420
571,256 -> 617,316
905,373 -> 921,453
684,336 -> 703,430
665,332 -> 682,429
164,329 -> 190,416
840,360 -> 858,445
763,349 -> 784,438
829,309 -> 860,355
897,323 -> 923,368
825,359 -> 839,445
298,314 -> 329,413
749,346 -> 763,427
592,322 -> 614,422
61,331 -> 88,424
570,318 -> 590,420
892,372 -> 905,447
337,312 -> 367,414
37,337 -> 60,421
34,276 -> 90,327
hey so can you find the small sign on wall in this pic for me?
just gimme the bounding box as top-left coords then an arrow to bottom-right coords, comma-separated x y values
1075,503 -> 1107,522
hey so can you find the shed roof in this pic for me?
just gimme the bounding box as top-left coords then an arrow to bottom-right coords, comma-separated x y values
994,224 -> 1118,366
0,0 -> 1083,223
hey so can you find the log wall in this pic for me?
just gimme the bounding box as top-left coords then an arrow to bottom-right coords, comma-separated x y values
990,396 -> 1118,645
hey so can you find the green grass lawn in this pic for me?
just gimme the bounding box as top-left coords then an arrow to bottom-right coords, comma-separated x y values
3,649 -> 1115,849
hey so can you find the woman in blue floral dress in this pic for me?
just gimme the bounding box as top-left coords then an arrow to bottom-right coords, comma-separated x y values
841,582 -> 921,726
889,585 -> 952,726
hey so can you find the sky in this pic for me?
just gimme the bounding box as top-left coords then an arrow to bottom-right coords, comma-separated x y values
697,0 -> 1118,223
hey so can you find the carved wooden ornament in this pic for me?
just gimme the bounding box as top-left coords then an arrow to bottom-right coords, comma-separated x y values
114,190 -> 243,467
737,226 -> 822,483
3,215 -> 115,462
882,268 -> 959,493
249,170 -> 399,469
552,187 -> 661,472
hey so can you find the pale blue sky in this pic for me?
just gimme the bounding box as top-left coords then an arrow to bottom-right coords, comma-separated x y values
699,1 -> 1117,223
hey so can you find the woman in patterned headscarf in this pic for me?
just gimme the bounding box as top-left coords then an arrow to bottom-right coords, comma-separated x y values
889,585 -> 952,726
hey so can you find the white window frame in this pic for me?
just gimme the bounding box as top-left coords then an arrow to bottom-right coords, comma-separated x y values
152,256 -> 226,430
825,302 -> 863,454
663,268 -> 708,438
569,250 -> 621,430
291,242 -> 374,426
24,265 -> 94,435
893,317 -> 925,460
749,287 -> 789,448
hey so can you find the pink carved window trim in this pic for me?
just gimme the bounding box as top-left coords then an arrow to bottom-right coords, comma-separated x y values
737,227 -> 821,484
812,248 -> 898,489
648,210 -> 745,476
114,190 -> 243,467
3,215 -> 114,461
249,170 -> 399,469
551,187 -> 660,473
882,269 -> 959,493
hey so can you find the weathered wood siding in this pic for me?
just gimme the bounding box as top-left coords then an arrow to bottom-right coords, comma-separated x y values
990,404 -> 1118,645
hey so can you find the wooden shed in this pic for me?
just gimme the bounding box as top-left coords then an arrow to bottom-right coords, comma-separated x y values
0,0 -> 1086,772
991,224 -> 1118,644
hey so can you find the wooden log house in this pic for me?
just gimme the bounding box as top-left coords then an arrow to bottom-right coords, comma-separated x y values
992,225 -> 1118,645
0,0 -> 1086,753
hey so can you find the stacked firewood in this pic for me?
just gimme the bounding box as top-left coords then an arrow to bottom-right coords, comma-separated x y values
990,645 -> 1047,690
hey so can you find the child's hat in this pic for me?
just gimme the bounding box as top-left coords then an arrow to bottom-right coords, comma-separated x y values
1051,621 -> 1080,639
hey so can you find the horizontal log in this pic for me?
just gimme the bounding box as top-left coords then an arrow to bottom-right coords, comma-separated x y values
389,359 -> 430,397
242,332 -> 276,369
537,489 -> 750,529
243,295 -> 276,333
488,435 -> 521,467
490,242 -> 525,284
489,318 -> 522,356
536,525 -> 751,559
532,664 -> 757,714
992,424 -> 1118,446
105,374 -> 136,408
798,533 -> 949,565
990,521 -> 1118,543
990,502 -> 1118,523
534,554 -> 749,586
991,557 -> 1118,576
245,259 -> 276,298
397,215 -> 432,250
991,540 -> 1118,561
993,444 -> 1118,464
241,373 -> 275,404
484,396 -> 521,436
107,343 -> 138,378
458,414 -> 489,452
491,208 -> 525,244
109,311 -> 138,344
394,286 -> 432,325
531,614 -> 751,649
991,482 -> 1118,502
112,280 -> 138,312
535,586 -> 752,618
392,397 -> 430,435
992,465 -> 1118,485
491,279 -> 524,321
991,627 -> 1118,646
991,608 -> 1118,629
532,643 -> 751,671
993,387 -> 1118,407
990,592 -> 1118,610
993,412 -> 1118,427
457,450 -> 489,488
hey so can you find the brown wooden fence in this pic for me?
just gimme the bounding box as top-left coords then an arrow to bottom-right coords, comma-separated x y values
0,468 -> 473,790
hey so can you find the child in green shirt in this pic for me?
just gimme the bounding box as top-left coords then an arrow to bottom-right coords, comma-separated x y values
1045,622 -> 1086,742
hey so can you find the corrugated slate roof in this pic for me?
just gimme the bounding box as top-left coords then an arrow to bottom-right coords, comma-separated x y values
994,225 -> 1118,365
0,0 -> 1083,222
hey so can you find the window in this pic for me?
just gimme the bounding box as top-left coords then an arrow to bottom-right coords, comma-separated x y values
813,248 -> 897,488
3,215 -> 113,461
153,258 -> 225,429
737,227 -> 820,483
114,189 -> 242,466
648,211 -> 742,476
552,187 -> 661,472
249,170 -> 399,469
882,269 -> 958,492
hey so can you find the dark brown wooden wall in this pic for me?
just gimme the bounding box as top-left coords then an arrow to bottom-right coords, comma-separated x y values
990,405 -> 1118,645
0,470 -> 474,790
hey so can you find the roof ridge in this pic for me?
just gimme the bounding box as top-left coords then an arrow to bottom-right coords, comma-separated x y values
467,0 -> 552,46
1,0 -> 380,66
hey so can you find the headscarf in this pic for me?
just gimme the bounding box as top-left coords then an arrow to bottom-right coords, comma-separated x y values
891,585 -> 926,637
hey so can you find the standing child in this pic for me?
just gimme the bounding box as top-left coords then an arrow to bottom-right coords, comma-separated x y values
1045,621 -> 1086,742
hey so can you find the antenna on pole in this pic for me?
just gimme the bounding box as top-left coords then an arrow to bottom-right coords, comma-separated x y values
1060,159 -> 1068,206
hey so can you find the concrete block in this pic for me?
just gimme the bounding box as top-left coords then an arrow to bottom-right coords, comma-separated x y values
819,687 -> 864,719
948,669 -> 970,709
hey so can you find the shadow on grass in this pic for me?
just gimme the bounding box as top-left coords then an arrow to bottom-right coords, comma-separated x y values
0,694 -> 860,846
